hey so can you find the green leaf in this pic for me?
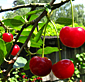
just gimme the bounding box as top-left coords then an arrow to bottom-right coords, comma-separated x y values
6,42 -> 12,57
21,31 -> 30,36
26,9 -> 44,17
19,36 -> 43,48
24,60 -> 30,70
34,25 -> 45,42
14,15 -> 25,23
21,72 -> 26,75
18,36 -> 27,43
56,17 -> 72,25
36,46 -> 61,55
0,50 -> 4,65
2,19 -> 23,27
31,38 -> 43,48
13,57 -> 27,68
38,22 -> 45,27
29,14 -> 38,22
21,31 -> 35,37
0,39 -> 7,56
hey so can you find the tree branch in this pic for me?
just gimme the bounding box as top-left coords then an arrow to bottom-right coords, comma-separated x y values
0,0 -> 70,13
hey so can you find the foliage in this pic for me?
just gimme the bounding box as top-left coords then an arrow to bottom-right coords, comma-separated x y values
56,2 -> 85,26
7,68 -> 28,82
0,0 -> 85,82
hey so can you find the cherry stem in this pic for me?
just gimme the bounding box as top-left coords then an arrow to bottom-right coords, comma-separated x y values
42,21 -> 49,58
70,0 -> 74,27
51,20 -> 61,60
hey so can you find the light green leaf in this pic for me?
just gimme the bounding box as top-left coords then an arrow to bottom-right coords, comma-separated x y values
14,15 -> 25,23
29,14 -> 38,22
21,31 -> 35,37
26,9 -> 44,17
18,36 -> 27,43
36,46 -> 61,55
31,38 -> 43,48
13,57 -> 27,68
34,25 -> 45,42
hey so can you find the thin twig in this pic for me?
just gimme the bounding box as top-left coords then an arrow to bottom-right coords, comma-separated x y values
0,0 -> 70,13
0,20 -> 7,32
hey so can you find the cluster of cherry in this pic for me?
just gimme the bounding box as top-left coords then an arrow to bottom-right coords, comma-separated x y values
2,33 -> 20,56
29,26 -> 85,80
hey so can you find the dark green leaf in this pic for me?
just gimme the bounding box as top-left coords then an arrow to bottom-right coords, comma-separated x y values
36,46 -> 61,55
2,19 -> 23,27
0,39 -> 7,56
0,50 -> 4,65
13,57 -> 27,68
24,60 -> 30,70
56,17 -> 72,25
6,42 -> 12,57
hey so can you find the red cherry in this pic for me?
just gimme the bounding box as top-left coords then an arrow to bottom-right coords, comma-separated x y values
52,59 -> 74,79
2,33 -> 13,42
59,26 -> 85,48
37,77 -> 41,80
11,44 -> 20,56
22,75 -> 26,78
79,80 -> 82,82
29,56 -> 52,76
33,78 -> 36,81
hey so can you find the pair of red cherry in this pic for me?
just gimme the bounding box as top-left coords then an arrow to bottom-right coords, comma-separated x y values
60,26 -> 85,48
29,56 -> 74,79
2,33 -> 20,56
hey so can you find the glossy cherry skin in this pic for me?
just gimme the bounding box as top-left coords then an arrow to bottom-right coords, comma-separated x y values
29,56 -> 52,76
11,44 -> 20,56
2,33 -> 13,42
59,26 -> 85,48
52,59 -> 74,79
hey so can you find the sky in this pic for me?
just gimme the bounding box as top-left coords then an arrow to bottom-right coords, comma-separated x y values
0,0 -> 85,20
